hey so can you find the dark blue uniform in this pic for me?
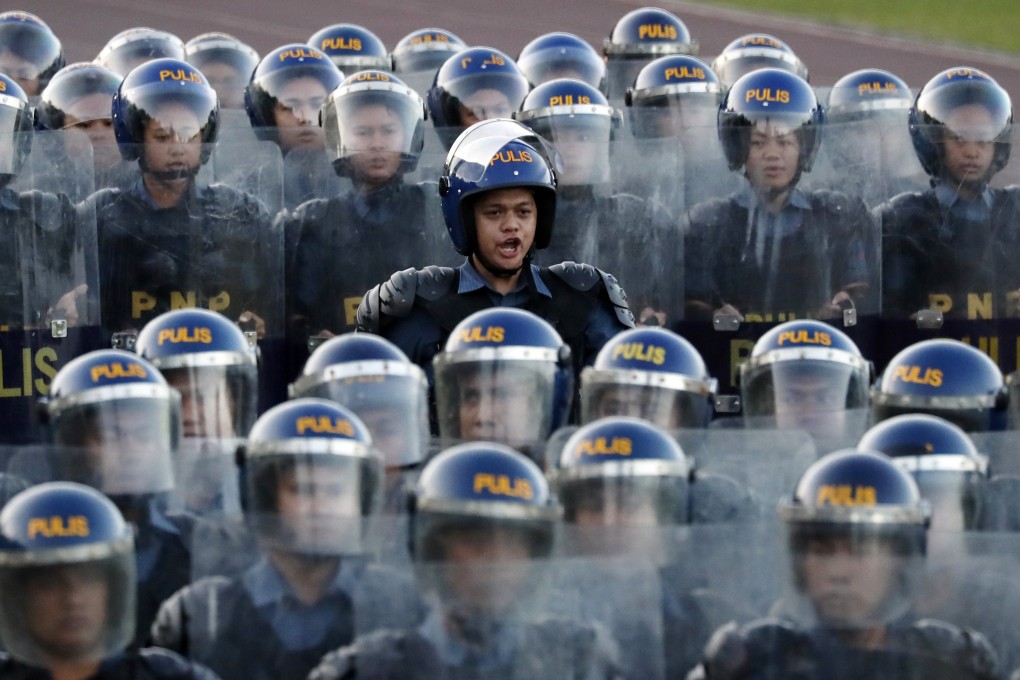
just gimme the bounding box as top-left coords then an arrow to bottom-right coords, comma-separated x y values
0,649 -> 220,680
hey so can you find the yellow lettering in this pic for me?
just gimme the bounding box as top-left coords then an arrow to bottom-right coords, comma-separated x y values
27,515 -> 90,538
576,436 -> 633,458
156,327 -> 214,345
816,484 -> 877,507
169,290 -> 197,310
472,473 -> 534,499
967,292 -> 993,320
295,415 -> 355,436
776,330 -> 831,346
456,326 -> 505,344
34,348 -> 58,396
638,24 -> 678,40
131,291 -> 157,319
208,291 -> 230,312
0,351 -> 20,397
744,88 -> 791,104
344,296 -> 361,327
891,365 -> 942,388
280,48 -> 323,62
928,293 -> 953,314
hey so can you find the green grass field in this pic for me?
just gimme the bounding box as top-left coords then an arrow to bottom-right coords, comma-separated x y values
697,0 -> 1020,55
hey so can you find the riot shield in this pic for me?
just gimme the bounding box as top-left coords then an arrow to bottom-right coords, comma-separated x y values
0,130 -> 102,443
605,58 -> 652,107
713,408 -> 872,458
202,139 -> 284,215
168,437 -> 243,518
609,133 -> 685,222
281,145 -> 351,208
875,124 -> 1020,380
93,141 -> 285,340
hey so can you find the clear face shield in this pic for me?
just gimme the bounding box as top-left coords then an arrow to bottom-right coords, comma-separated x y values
893,455 -> 988,533
246,448 -> 381,556
580,369 -> 715,429
628,89 -> 722,139
520,113 -> 612,186
445,72 -> 528,125
781,518 -> 926,631
50,390 -> 181,497
434,355 -> 556,453
294,362 -> 429,469
328,86 -> 422,178
742,352 -> 869,440
0,539 -> 136,667
160,362 -> 257,439
127,91 -> 215,178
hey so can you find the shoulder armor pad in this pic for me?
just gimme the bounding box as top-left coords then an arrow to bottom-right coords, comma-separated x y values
549,262 -> 635,328
139,646 -> 219,680
691,471 -> 760,524
288,196 -> 331,223
357,266 -> 457,332
685,197 -> 736,230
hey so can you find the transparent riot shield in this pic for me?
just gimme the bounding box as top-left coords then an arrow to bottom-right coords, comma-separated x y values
0,130 -> 102,443
282,144 -> 351,208
875,124 -> 1020,380
971,431 -> 1020,531
713,408 -> 873,458
609,133 -> 685,218
178,512 -> 424,680
216,108 -> 259,143
202,139 -> 284,215
93,141 -> 284,338
399,69 -> 438,102
336,554 -> 626,680
167,437 -> 243,518
680,121 -> 744,209
526,137 -> 683,326
605,58 -> 653,108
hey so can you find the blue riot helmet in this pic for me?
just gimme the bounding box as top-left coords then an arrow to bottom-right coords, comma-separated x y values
184,32 -> 259,110
858,414 -> 988,532
433,308 -> 573,457
240,399 -> 383,555
439,118 -> 560,255
740,321 -> 870,433
244,43 -> 343,148
391,27 -> 466,75
828,68 -> 912,124
291,333 -> 429,470
0,72 -> 32,187
308,23 -> 391,72
908,66 -> 1012,182
603,7 -> 697,103
580,327 -> 716,429
550,417 -> 692,527
515,78 -> 620,187
34,62 -> 120,131
0,483 -> 136,667
871,339 -> 1007,432
0,11 -> 63,95
426,46 -> 530,149
779,449 -> 929,630
517,32 -> 605,90
44,350 -> 180,499
411,441 -> 559,560
95,27 -> 185,78
111,57 -> 219,172
135,308 -> 258,439
625,55 -> 723,138
320,69 -> 426,179
719,68 -> 822,185
711,33 -> 807,88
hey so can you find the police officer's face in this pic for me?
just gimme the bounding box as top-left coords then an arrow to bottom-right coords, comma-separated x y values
357,406 -> 410,471
24,564 -> 108,661
200,61 -> 246,109
745,124 -> 800,192
142,102 -> 203,174
276,465 -> 359,518
81,403 -> 173,494
773,370 -> 849,437
458,88 -> 513,126
553,124 -> 604,186
0,50 -> 39,95
439,526 -> 532,615
458,371 -> 538,447
801,535 -> 900,628
63,93 -> 119,167
344,103 -> 405,187
165,369 -> 236,438
273,76 -> 328,152
942,104 -> 996,187
471,187 -> 537,275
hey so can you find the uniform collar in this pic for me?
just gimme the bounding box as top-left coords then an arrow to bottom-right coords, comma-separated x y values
734,182 -> 811,211
418,605 -> 521,668
126,176 -> 206,210
933,179 -> 994,211
457,260 -> 552,298
242,555 -> 360,608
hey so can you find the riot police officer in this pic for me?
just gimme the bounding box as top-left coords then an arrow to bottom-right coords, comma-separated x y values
871,338 -> 1008,432
357,118 -> 634,376
245,43 -> 345,208
877,67 -> 1019,320
136,308 -> 259,515
432,307 -> 574,459
550,417 -> 755,678
0,10 -> 63,96
291,333 -> 430,513
87,57 -> 275,341
39,349 -> 190,646
517,32 -> 606,90
710,33 -> 808,88
740,320 -> 872,447
602,6 -> 698,105
308,442 -> 623,679
689,449 -> 1004,680
284,68 -> 443,359
683,68 -> 877,320
579,326 -> 717,429
34,61 -> 130,195
184,32 -> 259,110
0,482 -> 220,679
95,27 -> 186,78
515,77 -> 679,323
426,46 -> 530,150
308,23 -> 391,73
151,399 -> 420,680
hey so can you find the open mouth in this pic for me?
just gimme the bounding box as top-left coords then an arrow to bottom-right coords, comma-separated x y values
497,238 -> 522,259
